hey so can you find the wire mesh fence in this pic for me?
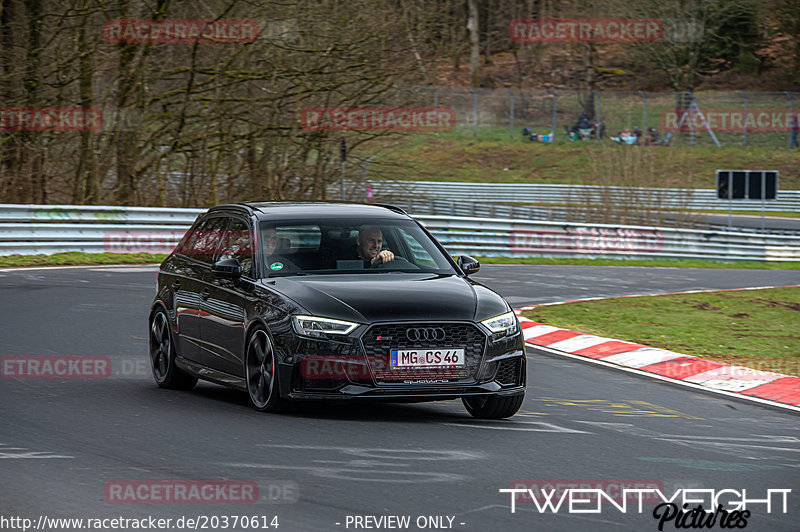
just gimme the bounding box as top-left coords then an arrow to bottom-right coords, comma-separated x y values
416,87 -> 800,148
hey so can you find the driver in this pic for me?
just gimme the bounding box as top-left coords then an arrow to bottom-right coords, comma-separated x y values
356,225 -> 395,267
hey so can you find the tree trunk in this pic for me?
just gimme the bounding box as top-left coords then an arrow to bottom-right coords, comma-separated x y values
482,0 -> 493,65
582,42 -> 596,119
23,0 -> 45,203
75,8 -> 97,204
467,0 -> 480,87
0,0 -> 21,202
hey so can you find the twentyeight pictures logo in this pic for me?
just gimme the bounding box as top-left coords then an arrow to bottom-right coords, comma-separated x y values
300,107 -> 456,132
509,19 -> 663,42
500,486 -> 791,530
104,20 -> 259,43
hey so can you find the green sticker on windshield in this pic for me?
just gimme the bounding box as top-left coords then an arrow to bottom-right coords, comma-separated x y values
270,262 -> 284,271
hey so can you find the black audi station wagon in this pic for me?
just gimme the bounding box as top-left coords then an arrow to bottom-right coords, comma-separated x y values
149,202 -> 526,418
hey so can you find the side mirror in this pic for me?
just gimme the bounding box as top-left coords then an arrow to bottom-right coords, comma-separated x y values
212,258 -> 242,279
457,255 -> 480,276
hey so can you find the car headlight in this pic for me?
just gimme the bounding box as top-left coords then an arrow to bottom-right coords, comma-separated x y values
481,311 -> 518,335
292,315 -> 359,338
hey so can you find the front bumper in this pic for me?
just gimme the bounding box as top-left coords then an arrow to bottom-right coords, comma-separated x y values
287,381 -> 526,401
281,321 -> 526,400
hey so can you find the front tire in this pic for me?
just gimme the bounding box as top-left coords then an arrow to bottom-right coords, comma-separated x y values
149,309 -> 197,390
462,393 -> 524,419
245,328 -> 286,412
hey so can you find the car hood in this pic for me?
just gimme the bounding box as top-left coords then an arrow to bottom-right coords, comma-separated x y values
263,273 -> 510,324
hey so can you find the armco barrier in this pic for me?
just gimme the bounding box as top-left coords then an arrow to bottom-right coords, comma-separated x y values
1,204 -> 799,261
355,181 -> 800,213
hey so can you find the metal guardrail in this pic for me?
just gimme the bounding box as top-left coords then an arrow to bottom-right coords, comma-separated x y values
360,181 -> 800,213
1,204 -> 799,262
0,204 -> 205,224
388,199 -> 800,236
424,216 -> 800,262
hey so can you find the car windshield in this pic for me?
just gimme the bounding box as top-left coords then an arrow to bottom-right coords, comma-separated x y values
258,218 -> 457,277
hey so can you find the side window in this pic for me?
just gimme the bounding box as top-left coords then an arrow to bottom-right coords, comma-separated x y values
398,228 -> 437,268
178,218 -> 208,257
217,218 -> 254,277
183,216 -> 229,264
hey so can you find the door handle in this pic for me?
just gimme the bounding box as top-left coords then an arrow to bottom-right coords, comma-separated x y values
171,280 -> 180,290
201,288 -> 210,300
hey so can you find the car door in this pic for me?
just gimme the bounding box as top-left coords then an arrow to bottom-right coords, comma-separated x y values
169,217 -> 210,363
198,216 -> 253,377
176,216 -> 230,366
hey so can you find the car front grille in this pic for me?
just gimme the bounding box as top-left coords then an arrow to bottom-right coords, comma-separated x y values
495,357 -> 522,386
361,323 -> 486,383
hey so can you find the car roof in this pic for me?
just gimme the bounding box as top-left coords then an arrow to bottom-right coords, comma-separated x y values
207,202 -> 410,221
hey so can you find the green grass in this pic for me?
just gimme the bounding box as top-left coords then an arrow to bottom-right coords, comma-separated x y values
0,252 -> 167,268
474,256 -> 800,269
522,287 -> 800,376
365,128 -> 800,190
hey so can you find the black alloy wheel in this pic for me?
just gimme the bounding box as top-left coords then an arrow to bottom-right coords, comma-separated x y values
245,328 -> 285,412
149,309 -> 197,390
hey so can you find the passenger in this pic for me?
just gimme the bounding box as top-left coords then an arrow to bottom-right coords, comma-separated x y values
263,226 -> 298,273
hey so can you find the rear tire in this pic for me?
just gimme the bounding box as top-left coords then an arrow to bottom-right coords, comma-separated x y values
149,309 -> 197,390
462,393 -> 524,419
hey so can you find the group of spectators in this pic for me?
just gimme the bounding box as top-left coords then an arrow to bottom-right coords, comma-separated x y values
523,112 -> 669,145
611,126 -> 668,145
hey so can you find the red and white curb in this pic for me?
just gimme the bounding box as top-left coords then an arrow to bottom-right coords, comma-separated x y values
516,314 -> 800,409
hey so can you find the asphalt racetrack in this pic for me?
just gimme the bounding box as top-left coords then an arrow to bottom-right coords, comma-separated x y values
1,264 -> 798,532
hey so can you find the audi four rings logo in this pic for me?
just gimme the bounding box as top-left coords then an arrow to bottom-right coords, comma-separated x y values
406,327 -> 446,341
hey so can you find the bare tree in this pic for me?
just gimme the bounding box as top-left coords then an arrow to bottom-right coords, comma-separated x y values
467,0 -> 479,86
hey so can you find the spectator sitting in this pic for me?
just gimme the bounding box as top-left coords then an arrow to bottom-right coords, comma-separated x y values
576,112 -> 591,130
611,128 -> 638,145
593,119 -> 605,139
633,126 -> 642,145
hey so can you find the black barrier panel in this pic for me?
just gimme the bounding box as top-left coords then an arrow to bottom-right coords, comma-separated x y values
717,171 -> 730,199
748,172 -> 762,199
732,171 -> 747,199
765,171 -> 777,200
746,171 -> 777,200
717,170 -> 778,200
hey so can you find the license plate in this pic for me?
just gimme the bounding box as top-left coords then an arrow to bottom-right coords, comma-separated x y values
390,348 -> 465,368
